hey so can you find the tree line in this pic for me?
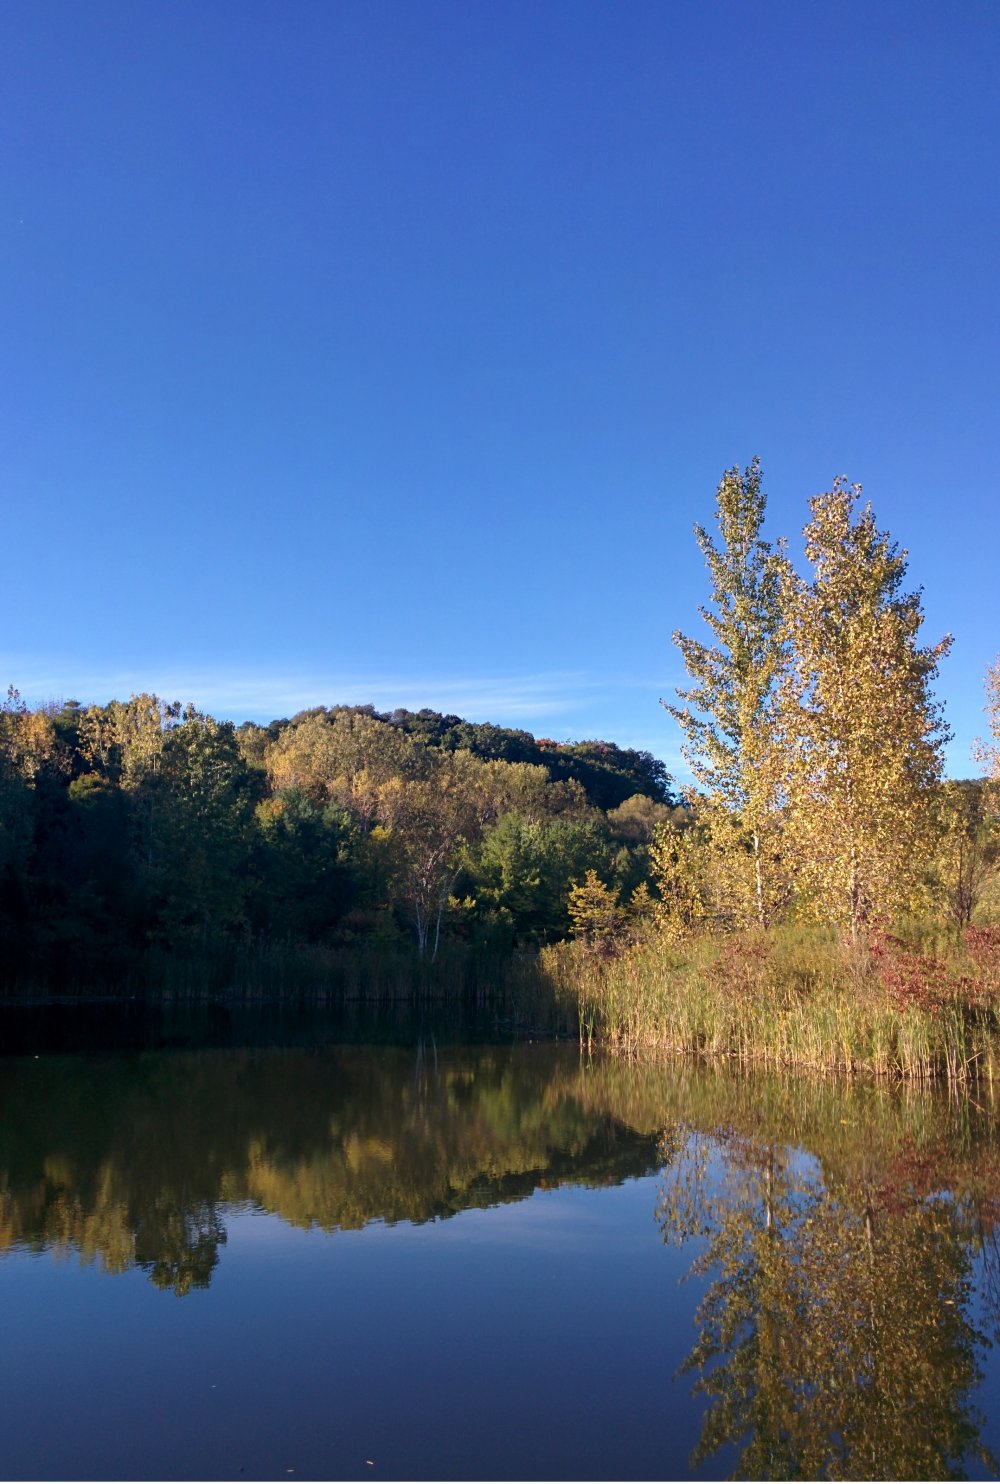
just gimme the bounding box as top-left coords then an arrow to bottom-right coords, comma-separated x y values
0,691 -> 679,987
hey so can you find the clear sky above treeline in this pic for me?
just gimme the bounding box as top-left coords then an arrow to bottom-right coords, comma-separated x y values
3,0 -> 998,782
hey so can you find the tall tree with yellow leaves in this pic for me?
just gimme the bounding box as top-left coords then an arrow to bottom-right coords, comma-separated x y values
777,480 -> 951,938
666,458 -> 788,927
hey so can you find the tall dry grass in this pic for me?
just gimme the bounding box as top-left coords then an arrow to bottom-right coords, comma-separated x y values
541,923 -> 1000,1082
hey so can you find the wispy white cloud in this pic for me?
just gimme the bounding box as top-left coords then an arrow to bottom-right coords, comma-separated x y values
1,656 -> 689,770
2,663 -> 598,725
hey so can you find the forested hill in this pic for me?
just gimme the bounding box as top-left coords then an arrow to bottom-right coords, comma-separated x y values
251,705 -> 675,812
0,690 -> 680,990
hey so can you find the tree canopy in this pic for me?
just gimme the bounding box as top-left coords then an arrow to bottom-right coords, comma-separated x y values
0,694 -> 673,986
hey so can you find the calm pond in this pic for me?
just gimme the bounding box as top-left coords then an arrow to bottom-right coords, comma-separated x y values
2,1013 -> 1000,1480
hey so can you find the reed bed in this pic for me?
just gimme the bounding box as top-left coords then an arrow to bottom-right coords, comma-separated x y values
541,924 -> 1000,1082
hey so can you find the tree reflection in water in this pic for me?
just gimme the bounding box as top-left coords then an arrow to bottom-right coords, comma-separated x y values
4,1041 -> 1000,1477
658,1124 -> 998,1479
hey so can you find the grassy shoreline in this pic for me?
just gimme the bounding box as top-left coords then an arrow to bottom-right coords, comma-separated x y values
543,924 -> 1000,1082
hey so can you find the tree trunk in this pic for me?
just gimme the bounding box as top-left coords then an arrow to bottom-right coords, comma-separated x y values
753,828 -> 767,928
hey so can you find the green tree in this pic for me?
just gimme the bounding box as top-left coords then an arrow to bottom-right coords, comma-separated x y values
152,711 -> 255,944
666,458 -> 788,927
469,812 -> 612,945
252,788 -> 361,941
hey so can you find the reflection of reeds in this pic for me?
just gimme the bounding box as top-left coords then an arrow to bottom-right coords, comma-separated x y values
149,941 -> 568,1034
1,939 -> 563,1021
542,926 -> 1000,1081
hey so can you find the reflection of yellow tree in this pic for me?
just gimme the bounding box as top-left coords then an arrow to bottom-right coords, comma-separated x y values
7,1040 -> 1000,1377
659,1132 -> 995,1479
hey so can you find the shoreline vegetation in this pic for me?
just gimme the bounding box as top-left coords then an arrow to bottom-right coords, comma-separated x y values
546,923 -> 1000,1082
3,461 -> 1000,1080
538,458 -> 1000,1085
7,924 -> 1000,1086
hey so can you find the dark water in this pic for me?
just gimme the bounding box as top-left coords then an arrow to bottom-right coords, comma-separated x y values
2,1024 -> 1000,1480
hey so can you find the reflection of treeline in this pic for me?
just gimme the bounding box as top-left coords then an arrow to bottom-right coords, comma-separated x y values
648,1068 -> 1000,1479
4,1046 -> 1000,1294
0,1045 -> 661,1294
5,1043 -> 1000,1475
0,693 -> 679,992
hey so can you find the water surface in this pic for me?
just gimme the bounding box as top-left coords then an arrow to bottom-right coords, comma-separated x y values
2,1033 -> 1000,1479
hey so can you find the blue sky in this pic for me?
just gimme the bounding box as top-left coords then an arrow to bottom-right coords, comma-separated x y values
3,0 -> 998,783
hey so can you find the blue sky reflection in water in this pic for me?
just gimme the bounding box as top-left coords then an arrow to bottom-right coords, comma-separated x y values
2,1042 -> 1000,1479
2,1180 -> 706,1480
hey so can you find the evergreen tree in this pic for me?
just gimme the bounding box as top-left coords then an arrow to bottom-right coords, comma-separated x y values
567,869 -> 623,952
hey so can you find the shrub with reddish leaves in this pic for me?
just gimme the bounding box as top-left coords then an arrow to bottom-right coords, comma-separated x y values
869,931 -> 958,1014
